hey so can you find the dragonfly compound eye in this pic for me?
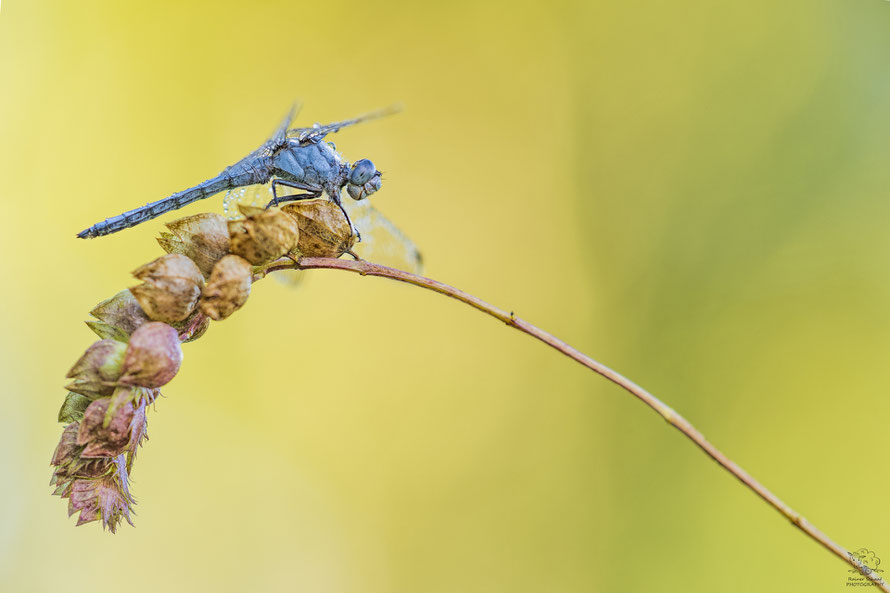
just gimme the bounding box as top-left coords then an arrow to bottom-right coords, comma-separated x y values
348,159 -> 377,185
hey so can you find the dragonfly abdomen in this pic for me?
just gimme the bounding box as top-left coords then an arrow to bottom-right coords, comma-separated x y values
76,167 -> 267,239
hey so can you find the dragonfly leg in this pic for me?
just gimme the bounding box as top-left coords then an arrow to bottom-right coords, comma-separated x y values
333,198 -> 361,243
268,179 -> 322,207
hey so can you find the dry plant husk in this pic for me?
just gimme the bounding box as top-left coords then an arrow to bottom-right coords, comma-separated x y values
200,254 -> 252,321
282,201 -> 356,258
119,322 -> 183,388
157,212 -> 231,277
65,339 -> 128,398
227,204 -> 299,265
131,254 -> 204,323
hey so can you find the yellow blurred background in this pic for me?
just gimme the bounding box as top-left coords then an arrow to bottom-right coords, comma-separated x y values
2,0 -> 890,591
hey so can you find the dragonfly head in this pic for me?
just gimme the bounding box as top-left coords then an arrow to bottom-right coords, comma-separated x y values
346,159 -> 381,201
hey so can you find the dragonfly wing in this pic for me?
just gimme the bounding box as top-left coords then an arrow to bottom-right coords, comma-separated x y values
222,183 -> 273,219
287,104 -> 401,144
343,199 -> 423,274
253,102 -> 302,158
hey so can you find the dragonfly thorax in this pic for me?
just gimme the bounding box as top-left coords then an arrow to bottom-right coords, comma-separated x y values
270,139 -> 347,190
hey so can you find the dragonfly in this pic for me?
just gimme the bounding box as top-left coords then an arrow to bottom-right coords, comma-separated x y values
77,104 -> 422,273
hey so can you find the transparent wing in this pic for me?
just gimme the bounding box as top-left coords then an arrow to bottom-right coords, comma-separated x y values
246,103 -> 301,159
222,183 -> 271,219
223,183 -> 422,276
286,104 -> 402,144
342,198 -> 422,274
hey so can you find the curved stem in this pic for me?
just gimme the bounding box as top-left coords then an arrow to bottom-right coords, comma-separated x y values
257,256 -> 885,589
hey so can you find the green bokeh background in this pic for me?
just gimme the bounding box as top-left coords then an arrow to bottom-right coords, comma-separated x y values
2,1 -> 889,591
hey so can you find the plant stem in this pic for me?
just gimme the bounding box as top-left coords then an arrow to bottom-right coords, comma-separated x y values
258,256 -> 885,589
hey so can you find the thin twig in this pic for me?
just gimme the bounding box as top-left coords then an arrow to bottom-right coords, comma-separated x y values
257,256 -> 885,589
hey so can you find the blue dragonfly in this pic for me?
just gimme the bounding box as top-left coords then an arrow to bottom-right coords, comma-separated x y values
77,105 -> 422,273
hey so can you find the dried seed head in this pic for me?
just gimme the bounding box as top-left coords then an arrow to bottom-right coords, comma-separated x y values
171,308 -> 211,343
227,205 -> 299,265
131,254 -> 204,323
199,254 -> 253,321
51,422 -> 113,481
119,322 -> 183,388
51,423 -> 81,467
282,201 -> 355,258
65,339 -> 128,398
76,392 -> 135,458
125,399 -> 148,470
88,289 -> 150,341
157,213 -> 231,277
58,392 -> 92,424
52,456 -> 112,495
66,460 -> 134,532
50,422 -> 115,499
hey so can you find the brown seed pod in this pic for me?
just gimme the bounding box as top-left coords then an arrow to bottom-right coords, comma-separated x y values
119,322 -> 183,388
130,254 -> 204,323
76,392 -> 136,458
171,308 -> 211,343
227,205 -> 299,265
50,420 -> 115,496
199,254 -> 253,321
67,473 -> 133,531
51,423 -> 81,467
87,289 -> 150,341
57,392 -> 92,424
157,213 -> 231,278
65,339 -> 128,398
282,201 -> 355,258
